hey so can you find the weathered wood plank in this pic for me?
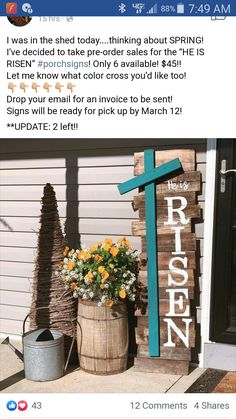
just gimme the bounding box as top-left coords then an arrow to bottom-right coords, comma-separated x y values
136,317 -> 195,347
133,191 -> 197,209
139,205 -> 201,222
140,233 -> 196,252
137,345 -> 191,361
138,270 -> 195,299
156,172 -> 201,194
133,357 -> 189,375
118,159 -> 182,195
134,149 -> 196,176
133,220 -> 192,235
135,299 -> 191,317
140,252 -> 196,269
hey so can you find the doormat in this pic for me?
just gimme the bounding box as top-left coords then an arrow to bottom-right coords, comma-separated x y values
185,369 -> 228,393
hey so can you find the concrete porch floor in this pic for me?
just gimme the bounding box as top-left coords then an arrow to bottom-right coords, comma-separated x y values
0,339 -> 205,393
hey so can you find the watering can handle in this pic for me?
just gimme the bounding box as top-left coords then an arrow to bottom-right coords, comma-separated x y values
23,306 -> 76,372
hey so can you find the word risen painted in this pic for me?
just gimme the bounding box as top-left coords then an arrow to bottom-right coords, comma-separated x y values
131,149 -> 201,375
163,195 -> 192,348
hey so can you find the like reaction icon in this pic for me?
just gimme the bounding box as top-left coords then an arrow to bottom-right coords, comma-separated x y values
18,400 -> 28,411
7,400 -> 17,411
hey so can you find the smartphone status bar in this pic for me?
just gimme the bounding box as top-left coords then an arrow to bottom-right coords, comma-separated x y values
0,1 -> 235,17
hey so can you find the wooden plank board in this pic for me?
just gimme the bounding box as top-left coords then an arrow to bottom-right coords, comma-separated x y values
118,159 -> 182,195
135,299 -> 191,317
136,317 -> 195,347
138,270 -> 194,299
134,149 -> 196,175
132,220 -> 192,235
141,233 -> 196,252
155,172 -> 201,193
140,252 -> 196,269
134,191 -> 197,209
137,345 -> 191,361
134,357 -> 189,375
139,205 -> 201,221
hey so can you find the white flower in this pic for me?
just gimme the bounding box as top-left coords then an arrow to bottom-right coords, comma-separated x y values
93,272 -> 97,276
73,291 -> 78,298
89,292 -> 94,298
123,273 -> 127,278
97,302 -> 102,307
82,293 -> 88,300
63,258 -> 68,263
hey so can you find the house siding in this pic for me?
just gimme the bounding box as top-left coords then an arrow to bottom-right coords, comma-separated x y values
0,138 -> 206,341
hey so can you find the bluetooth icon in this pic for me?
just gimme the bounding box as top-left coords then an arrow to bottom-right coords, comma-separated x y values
7,401 -> 17,411
118,3 -> 126,13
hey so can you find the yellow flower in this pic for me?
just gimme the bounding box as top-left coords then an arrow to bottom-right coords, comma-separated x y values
109,263 -> 114,269
105,300 -> 113,307
85,271 -> 94,282
117,237 -> 130,249
102,271 -> 109,280
97,241 -> 102,247
119,289 -> 126,299
100,283 -> 106,289
69,249 -> 75,255
67,261 -> 75,271
89,244 -> 97,253
98,266 -> 105,273
110,246 -> 119,257
103,244 -> 111,251
84,251 -> 91,260
124,239 -> 130,249
63,246 -> 69,256
77,251 -> 84,260
94,254 -> 103,262
70,283 -> 78,290
105,238 -> 113,246
77,250 -> 91,260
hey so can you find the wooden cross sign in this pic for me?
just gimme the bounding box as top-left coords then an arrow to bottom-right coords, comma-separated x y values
119,149 -> 201,375
118,149 -> 183,357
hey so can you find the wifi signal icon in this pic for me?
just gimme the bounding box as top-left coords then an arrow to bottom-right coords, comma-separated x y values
147,3 -> 158,14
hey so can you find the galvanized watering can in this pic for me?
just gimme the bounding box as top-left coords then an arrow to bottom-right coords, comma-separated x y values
1,307 -> 75,382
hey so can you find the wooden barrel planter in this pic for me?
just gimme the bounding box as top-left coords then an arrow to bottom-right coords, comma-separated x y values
77,300 -> 128,375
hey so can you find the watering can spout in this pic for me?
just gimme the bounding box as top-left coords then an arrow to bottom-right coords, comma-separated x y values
1,336 -> 24,362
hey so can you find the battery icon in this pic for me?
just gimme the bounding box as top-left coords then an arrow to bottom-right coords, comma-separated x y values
177,3 -> 185,13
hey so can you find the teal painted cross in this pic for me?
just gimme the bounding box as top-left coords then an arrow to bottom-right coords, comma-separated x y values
118,150 -> 182,357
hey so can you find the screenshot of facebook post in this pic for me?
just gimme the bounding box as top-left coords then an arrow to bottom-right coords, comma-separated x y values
0,1 -> 235,418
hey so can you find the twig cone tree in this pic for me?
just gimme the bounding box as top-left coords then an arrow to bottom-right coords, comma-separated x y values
29,183 -> 77,361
